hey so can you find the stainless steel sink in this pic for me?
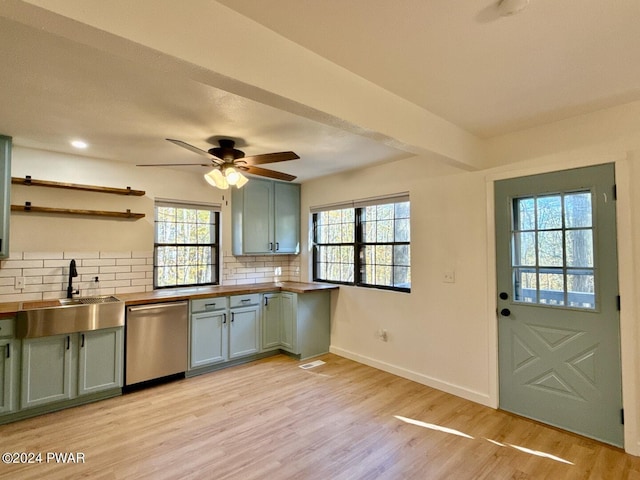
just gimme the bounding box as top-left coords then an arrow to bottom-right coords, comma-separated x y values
16,296 -> 125,338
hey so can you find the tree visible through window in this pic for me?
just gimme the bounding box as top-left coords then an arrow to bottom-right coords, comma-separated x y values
154,201 -> 220,288
313,196 -> 411,292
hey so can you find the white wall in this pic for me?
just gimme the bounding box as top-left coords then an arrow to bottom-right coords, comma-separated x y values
301,103 -> 640,455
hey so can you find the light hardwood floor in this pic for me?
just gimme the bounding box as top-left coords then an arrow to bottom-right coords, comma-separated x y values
1,353 -> 639,479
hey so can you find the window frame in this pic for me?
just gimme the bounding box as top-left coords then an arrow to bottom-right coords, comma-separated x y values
153,200 -> 221,289
312,195 -> 411,293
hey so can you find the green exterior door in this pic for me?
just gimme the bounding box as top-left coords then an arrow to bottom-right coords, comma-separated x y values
495,163 -> 623,446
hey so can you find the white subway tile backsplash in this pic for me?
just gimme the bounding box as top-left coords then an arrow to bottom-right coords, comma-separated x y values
0,251 -> 299,302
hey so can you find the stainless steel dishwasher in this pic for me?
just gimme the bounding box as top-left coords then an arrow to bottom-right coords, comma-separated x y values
125,301 -> 188,386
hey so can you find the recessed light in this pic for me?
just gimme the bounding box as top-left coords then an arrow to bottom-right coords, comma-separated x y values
71,140 -> 88,149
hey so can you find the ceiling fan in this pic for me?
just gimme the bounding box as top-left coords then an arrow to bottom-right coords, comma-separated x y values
137,138 -> 299,189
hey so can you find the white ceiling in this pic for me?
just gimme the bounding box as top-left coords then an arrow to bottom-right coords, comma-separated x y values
1,0 -> 640,181
219,0 -> 640,138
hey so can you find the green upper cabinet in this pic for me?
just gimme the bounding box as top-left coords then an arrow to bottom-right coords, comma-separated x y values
232,178 -> 300,255
0,136 -> 11,258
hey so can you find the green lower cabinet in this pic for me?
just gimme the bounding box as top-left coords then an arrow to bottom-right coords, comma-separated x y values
21,335 -> 73,409
229,306 -> 260,359
280,293 -> 296,353
190,310 -> 227,368
21,328 -> 124,409
0,339 -> 17,414
262,293 -> 282,351
78,328 -> 123,396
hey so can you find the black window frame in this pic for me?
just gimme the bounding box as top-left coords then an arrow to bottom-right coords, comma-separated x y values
154,201 -> 221,289
312,197 -> 411,293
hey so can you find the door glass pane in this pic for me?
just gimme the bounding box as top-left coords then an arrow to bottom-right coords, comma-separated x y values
539,270 -> 565,306
537,195 -> 562,230
511,191 -> 595,310
566,229 -> 594,267
567,270 -> 595,308
538,231 -> 563,267
512,232 -> 536,266
565,192 -> 592,228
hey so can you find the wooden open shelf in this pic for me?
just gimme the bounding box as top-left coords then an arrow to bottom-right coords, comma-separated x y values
11,176 -> 145,196
11,204 -> 145,219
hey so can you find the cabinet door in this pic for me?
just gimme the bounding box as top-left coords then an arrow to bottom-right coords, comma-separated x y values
0,340 -> 15,414
242,179 -> 274,254
229,307 -> 260,359
21,335 -> 72,409
274,182 -> 300,254
0,135 -> 10,258
78,328 -> 124,396
280,293 -> 297,353
191,311 -> 228,368
262,294 -> 281,350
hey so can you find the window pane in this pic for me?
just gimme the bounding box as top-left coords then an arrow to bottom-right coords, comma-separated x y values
395,218 -> 410,242
514,198 -> 535,231
566,229 -> 593,267
565,192 -> 592,228
513,268 -> 537,303
512,232 -> 536,266
395,201 -> 410,219
538,231 -> 563,267
375,220 -> 393,243
394,244 -> 410,266
537,195 -> 562,230
393,266 -> 411,288
539,270 -> 564,306
567,270 -> 595,309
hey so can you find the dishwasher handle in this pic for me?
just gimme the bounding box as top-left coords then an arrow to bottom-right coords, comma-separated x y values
127,301 -> 188,313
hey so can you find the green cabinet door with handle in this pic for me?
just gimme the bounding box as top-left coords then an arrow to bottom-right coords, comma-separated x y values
78,327 -> 124,396
0,339 -> 17,414
21,334 -> 73,409
190,310 -> 228,368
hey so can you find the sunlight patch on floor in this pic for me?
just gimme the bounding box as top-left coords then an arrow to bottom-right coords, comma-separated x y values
394,415 -> 575,466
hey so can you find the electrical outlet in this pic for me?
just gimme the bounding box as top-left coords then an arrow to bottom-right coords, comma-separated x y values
15,277 -> 25,289
377,328 -> 388,342
443,271 -> 456,283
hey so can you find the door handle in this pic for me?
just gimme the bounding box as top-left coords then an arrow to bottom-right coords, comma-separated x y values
499,292 -> 509,300
500,308 -> 511,317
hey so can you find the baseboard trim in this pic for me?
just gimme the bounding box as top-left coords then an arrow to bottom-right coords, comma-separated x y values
330,346 -> 492,407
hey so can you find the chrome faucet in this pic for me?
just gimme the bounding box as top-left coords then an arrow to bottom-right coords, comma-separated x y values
66,259 -> 79,298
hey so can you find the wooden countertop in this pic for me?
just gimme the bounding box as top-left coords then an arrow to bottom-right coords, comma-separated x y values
0,282 -> 338,316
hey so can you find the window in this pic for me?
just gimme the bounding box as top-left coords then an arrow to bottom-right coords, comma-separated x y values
154,200 -> 220,288
312,194 -> 410,292
511,191 -> 595,309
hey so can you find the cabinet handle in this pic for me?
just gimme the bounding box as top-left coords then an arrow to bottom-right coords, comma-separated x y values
81,333 -> 85,348
241,298 -> 251,303
205,303 -> 216,308
223,313 -> 227,324
269,242 -> 273,251
264,296 -> 269,306
66,335 -> 70,350
276,242 -> 279,251
5,343 -> 9,359
231,312 -> 235,322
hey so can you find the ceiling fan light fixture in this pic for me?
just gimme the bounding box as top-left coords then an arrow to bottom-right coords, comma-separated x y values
224,166 -> 241,186
204,168 -> 229,190
235,172 -> 249,188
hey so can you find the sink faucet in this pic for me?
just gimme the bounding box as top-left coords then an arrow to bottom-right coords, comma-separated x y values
67,259 -> 79,298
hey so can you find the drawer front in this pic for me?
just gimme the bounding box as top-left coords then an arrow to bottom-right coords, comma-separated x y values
230,294 -> 260,308
191,297 -> 228,314
0,318 -> 14,338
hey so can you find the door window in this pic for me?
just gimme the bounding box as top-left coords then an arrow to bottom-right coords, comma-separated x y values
511,191 -> 595,309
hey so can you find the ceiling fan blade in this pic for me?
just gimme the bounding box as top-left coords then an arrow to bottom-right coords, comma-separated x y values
166,138 -> 224,165
136,163 -> 213,167
243,165 -> 297,182
242,151 -> 300,166
166,138 -> 210,157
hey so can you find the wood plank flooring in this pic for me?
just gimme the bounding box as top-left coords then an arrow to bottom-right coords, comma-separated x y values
0,353 -> 639,479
